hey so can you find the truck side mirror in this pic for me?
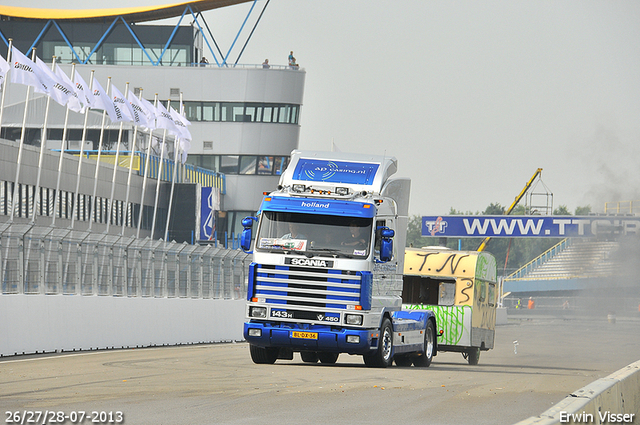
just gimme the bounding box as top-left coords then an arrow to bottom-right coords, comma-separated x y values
378,227 -> 394,262
241,216 -> 258,252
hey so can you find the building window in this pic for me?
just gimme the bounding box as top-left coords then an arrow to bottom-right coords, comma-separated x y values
257,156 -> 274,175
220,155 -> 239,174
187,155 -> 290,176
239,156 -> 257,175
179,101 -> 300,124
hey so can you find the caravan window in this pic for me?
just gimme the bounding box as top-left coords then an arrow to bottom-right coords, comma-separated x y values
488,282 -> 496,307
402,276 -> 456,306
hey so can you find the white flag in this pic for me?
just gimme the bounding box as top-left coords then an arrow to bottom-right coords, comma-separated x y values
50,63 -> 83,112
91,77 -> 119,122
73,70 -> 94,111
110,84 -> 134,123
33,57 -> 69,103
0,54 -> 10,87
169,106 -> 192,140
179,138 -> 191,163
138,96 -> 158,130
127,90 -> 154,129
155,101 -> 178,133
10,47 -> 48,94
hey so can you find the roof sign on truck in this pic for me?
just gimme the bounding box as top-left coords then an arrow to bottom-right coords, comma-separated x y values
292,159 -> 380,186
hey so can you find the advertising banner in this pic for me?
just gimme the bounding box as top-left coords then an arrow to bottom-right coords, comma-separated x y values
292,158 -> 379,185
422,216 -> 640,238
200,187 -> 220,241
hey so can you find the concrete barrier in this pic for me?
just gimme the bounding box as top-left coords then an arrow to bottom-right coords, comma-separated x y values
496,307 -> 508,325
515,359 -> 640,424
0,294 -> 246,356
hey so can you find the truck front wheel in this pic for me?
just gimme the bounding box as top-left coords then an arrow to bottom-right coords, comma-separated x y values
363,317 -> 393,368
249,344 -> 278,364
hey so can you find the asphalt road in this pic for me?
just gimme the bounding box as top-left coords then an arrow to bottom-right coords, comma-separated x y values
2,312 -> 639,425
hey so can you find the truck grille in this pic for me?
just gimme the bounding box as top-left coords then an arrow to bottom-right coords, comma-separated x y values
254,264 -> 362,309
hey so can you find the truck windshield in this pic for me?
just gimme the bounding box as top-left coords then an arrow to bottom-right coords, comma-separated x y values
255,211 -> 372,258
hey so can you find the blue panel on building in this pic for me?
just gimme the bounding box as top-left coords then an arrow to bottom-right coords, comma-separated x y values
200,187 -> 215,241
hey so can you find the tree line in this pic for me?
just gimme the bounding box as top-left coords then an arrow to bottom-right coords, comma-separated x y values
405,203 -> 592,277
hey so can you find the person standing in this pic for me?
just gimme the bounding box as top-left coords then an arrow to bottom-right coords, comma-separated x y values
262,59 -> 270,69
528,297 -> 535,310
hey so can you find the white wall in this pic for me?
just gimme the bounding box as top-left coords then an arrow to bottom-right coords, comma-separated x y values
0,295 -> 246,356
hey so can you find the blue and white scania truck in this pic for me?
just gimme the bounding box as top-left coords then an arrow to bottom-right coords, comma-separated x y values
241,150 -> 436,367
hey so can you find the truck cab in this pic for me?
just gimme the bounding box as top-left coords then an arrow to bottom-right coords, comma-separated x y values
242,150 -> 435,367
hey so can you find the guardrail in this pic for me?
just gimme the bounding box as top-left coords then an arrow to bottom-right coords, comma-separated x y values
0,223 -> 249,299
515,359 -> 640,424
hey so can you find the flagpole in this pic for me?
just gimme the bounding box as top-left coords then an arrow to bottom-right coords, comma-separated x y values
137,94 -> 158,238
9,47 -> 38,223
88,77 -> 111,232
164,94 -> 183,242
51,62 -> 76,227
70,69 -> 94,229
0,39 -> 13,134
150,99 -> 170,239
121,88 -> 144,235
106,82 -> 129,234
30,56 -> 57,225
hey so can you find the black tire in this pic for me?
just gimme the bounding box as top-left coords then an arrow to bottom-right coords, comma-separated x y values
413,319 -> 435,367
317,352 -> 339,364
249,344 -> 278,364
363,317 -> 393,368
300,351 -> 319,363
394,355 -> 413,367
465,347 -> 481,365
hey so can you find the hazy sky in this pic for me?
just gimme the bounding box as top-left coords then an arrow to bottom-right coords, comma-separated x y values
4,1 -> 640,216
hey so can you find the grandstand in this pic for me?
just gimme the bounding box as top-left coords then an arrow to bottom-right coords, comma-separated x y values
501,236 -> 640,315
506,239 -> 621,281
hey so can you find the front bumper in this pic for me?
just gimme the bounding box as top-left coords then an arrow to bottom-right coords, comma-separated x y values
244,321 -> 379,355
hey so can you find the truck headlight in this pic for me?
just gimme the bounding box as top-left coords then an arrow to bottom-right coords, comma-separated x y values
250,306 -> 267,318
345,314 -> 363,325
346,335 -> 360,344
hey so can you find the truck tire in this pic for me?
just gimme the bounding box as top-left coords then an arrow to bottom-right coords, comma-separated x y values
317,352 -> 339,364
363,317 -> 393,368
413,319 -> 435,367
249,344 -> 278,364
465,347 -> 481,365
300,351 -> 319,363
394,355 -> 413,367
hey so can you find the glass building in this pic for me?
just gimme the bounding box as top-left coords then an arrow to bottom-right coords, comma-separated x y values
0,1 -> 305,242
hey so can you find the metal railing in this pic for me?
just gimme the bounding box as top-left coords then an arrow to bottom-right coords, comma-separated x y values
70,150 -> 226,192
505,238 -> 571,281
604,200 -> 640,215
0,223 -> 250,299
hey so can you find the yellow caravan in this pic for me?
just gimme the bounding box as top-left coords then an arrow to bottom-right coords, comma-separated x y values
402,247 -> 497,365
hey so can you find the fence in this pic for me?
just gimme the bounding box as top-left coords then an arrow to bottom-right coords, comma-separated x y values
0,223 -> 250,299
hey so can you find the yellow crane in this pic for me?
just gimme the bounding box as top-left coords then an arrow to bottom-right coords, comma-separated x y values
477,168 -> 543,252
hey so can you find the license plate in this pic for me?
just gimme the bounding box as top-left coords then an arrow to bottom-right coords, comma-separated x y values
290,331 -> 318,340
